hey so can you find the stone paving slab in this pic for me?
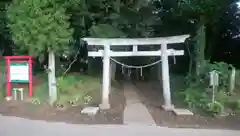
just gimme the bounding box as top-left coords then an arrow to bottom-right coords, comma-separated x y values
172,108 -> 194,116
124,103 -> 156,126
123,83 -> 156,126
81,106 -> 100,116
123,84 -> 141,102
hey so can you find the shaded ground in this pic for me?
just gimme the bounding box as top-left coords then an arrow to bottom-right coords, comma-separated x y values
0,75 -> 125,125
134,81 -> 240,130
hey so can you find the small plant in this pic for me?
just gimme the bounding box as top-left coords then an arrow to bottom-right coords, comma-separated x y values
83,95 -> 93,105
68,94 -> 83,106
204,101 -> 224,116
56,76 -> 77,94
30,97 -> 41,105
55,100 -> 67,110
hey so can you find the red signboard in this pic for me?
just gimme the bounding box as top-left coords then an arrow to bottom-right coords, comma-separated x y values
4,56 -> 33,98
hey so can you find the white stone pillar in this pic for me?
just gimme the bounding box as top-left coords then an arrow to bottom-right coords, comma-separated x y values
161,43 -> 173,111
99,45 -> 111,109
48,51 -> 57,105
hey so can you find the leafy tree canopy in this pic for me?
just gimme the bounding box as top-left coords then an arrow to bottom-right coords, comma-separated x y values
154,0 -> 235,24
0,1 -> 9,39
7,0 -> 73,56
66,0 -> 160,38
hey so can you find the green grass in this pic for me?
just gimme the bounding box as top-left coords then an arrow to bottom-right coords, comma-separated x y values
34,73 -> 101,107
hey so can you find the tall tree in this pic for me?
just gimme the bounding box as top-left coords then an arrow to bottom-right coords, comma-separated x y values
179,0 -> 232,76
7,0 -> 73,104
0,1 -> 11,55
154,0 -> 234,76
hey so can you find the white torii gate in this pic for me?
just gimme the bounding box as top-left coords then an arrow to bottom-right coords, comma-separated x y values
83,34 -> 190,110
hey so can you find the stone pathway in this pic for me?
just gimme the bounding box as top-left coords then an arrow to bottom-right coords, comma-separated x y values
123,83 -> 156,126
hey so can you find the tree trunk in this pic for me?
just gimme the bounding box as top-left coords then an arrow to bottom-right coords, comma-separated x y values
195,17 -> 206,77
229,67 -> 236,95
48,51 -> 57,105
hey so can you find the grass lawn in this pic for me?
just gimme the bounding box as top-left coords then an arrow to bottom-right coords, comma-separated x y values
33,73 -> 102,109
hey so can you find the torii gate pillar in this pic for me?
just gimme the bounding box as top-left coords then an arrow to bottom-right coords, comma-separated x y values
99,45 -> 111,109
161,43 -> 174,110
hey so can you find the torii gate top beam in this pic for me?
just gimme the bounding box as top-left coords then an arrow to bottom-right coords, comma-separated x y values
82,34 -> 190,46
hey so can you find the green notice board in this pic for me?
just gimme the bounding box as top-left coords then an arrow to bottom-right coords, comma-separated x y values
10,62 -> 29,83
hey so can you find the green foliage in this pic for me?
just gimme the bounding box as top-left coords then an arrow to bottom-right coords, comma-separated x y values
66,0 -> 159,38
0,2 -> 9,39
61,0 -> 160,72
186,61 -> 232,88
180,0 -> 224,14
203,62 -> 231,87
179,0 -> 229,23
179,86 -> 228,115
205,101 -> 224,115
55,75 -> 100,107
179,62 -> 240,116
33,74 -> 100,108
155,0 -> 231,78
181,87 -> 207,109
56,76 -> 80,94
89,24 -> 126,38
7,0 -> 73,56
155,0 -> 231,25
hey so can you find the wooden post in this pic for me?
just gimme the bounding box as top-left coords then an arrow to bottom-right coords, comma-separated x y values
161,43 -> 173,111
6,58 -> 11,98
48,51 -> 57,105
229,67 -> 236,95
99,45 -> 111,109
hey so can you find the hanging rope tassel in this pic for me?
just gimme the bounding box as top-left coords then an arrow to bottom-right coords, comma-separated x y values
173,55 -> 176,64
140,68 -> 143,77
169,50 -> 176,64
128,68 -> 131,77
121,65 -> 124,75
